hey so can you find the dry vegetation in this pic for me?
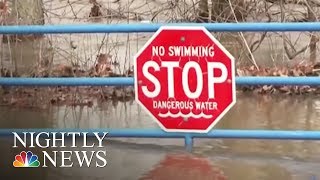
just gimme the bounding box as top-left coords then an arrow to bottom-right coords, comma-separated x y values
1,0 -> 320,109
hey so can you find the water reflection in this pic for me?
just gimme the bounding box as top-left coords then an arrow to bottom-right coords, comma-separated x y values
139,153 -> 227,180
1,95 -> 320,179
1,138 -> 318,180
46,93 -> 320,131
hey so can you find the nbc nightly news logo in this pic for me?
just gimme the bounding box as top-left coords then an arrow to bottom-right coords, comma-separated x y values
12,132 -> 108,168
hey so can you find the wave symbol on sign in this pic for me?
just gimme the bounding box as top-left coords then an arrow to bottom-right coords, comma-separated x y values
158,112 -> 213,119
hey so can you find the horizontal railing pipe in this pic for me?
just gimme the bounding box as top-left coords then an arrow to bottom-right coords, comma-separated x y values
2,22 -> 320,152
0,77 -> 134,86
2,22 -> 320,34
1,128 -> 320,140
235,76 -> 320,86
0,77 -> 319,86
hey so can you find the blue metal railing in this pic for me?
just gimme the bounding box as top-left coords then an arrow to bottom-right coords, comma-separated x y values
1,22 -> 320,34
1,22 -> 320,151
4,128 -> 320,140
2,129 -> 320,152
0,76 -> 319,86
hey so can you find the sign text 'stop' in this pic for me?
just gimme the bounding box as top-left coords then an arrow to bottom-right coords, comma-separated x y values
134,26 -> 236,133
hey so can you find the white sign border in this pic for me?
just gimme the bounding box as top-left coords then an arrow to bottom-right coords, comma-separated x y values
134,25 -> 236,133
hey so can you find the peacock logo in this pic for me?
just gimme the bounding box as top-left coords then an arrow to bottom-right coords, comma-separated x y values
13,151 -> 40,167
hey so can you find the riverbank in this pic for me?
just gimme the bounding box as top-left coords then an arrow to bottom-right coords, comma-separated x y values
1,61 -> 320,109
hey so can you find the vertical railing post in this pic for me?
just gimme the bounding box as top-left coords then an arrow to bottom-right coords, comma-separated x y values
184,134 -> 194,152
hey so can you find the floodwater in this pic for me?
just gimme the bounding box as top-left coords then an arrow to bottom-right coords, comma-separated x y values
1,94 -> 320,180
1,0 -> 320,180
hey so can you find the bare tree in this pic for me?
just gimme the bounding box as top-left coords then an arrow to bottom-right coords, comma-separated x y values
196,0 -> 320,65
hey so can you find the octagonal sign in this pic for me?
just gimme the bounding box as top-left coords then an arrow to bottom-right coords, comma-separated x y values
134,26 -> 236,133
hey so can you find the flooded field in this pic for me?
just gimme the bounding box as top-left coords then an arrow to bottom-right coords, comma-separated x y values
1,0 -> 320,180
1,94 -> 320,179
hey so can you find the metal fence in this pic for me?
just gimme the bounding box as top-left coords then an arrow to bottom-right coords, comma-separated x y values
1,22 -> 320,151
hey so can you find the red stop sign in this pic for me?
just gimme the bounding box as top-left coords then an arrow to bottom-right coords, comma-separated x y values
134,26 -> 236,133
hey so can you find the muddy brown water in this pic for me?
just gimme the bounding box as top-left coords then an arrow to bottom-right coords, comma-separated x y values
1,0 -> 320,179
1,94 -> 320,179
